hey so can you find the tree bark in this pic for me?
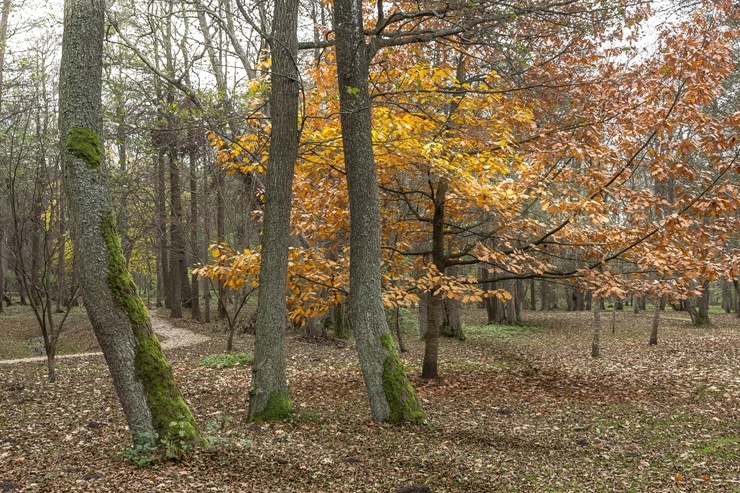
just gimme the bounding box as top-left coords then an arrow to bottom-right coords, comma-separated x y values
649,296 -> 663,345
59,0 -> 198,453
591,295 -> 601,358
695,279 -> 711,326
247,0 -> 299,421
189,144 -> 200,321
721,279 -> 731,314
422,180 -> 447,378
0,0 -> 9,315
334,0 -> 424,422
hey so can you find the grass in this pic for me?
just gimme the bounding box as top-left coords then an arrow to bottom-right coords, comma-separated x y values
0,304 -> 98,359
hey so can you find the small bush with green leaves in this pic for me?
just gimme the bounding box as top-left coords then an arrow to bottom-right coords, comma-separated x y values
199,352 -> 253,369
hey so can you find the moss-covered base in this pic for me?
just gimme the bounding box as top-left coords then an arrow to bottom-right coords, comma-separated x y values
380,333 -> 425,424
102,214 -> 199,457
251,392 -> 293,422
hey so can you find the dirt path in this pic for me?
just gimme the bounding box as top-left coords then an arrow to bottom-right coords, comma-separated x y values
0,316 -> 209,365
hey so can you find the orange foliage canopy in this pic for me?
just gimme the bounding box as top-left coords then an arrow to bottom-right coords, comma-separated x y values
198,0 -> 740,323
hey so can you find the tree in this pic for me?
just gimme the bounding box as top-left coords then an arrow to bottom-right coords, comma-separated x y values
334,0 -> 424,423
59,0 -> 198,454
0,0 -> 10,314
247,0 -> 299,421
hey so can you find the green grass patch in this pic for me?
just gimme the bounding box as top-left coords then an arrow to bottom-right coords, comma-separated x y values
697,437 -> 740,459
464,322 -> 543,340
199,352 -> 253,369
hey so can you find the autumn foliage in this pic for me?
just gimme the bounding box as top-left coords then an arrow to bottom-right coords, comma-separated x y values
197,0 -> 740,330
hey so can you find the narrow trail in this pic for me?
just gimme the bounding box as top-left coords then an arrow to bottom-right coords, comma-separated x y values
0,316 -> 210,365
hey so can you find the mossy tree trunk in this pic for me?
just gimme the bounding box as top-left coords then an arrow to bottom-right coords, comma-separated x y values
335,0 -> 424,422
59,0 -> 198,454
247,0 -> 299,421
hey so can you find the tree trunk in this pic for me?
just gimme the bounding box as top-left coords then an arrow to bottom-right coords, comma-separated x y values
203,160 -> 211,323
540,279 -> 549,311
695,279 -> 711,326
0,0 -> 9,315
529,277 -> 536,310
649,296 -> 663,345
721,279 -> 731,314
0,230 -> 4,314
515,279 -> 524,322
591,295 -> 601,358
189,146 -> 200,321
334,0 -> 424,422
443,298 -> 463,339
393,307 -> 407,353
156,148 -> 170,309
216,169 -> 226,320
247,0 -> 299,421
332,302 -> 348,339
418,291 -> 429,338
59,0 -> 198,453
422,180 -> 447,378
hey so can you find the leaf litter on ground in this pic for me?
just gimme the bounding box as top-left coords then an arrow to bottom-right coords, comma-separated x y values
0,308 -> 738,492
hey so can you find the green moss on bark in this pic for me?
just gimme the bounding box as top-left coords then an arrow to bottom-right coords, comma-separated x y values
380,332 -> 425,424
66,126 -> 103,169
252,392 -> 293,422
101,214 -> 199,455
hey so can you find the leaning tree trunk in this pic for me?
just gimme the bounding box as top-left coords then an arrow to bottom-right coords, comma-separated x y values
247,0 -> 299,421
59,0 -> 197,453
334,0 -> 424,422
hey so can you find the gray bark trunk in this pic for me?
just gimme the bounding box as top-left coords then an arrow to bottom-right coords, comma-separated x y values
247,0 -> 299,420
696,280 -> 711,326
649,296 -> 663,345
591,295 -> 601,358
334,0 -> 423,422
0,0 -> 9,314
189,146 -> 200,321
59,0 -> 197,453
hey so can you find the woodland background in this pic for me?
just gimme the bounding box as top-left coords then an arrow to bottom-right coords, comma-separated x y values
0,0 -> 739,490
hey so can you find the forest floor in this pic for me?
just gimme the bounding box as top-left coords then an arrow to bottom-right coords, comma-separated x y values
0,306 -> 738,492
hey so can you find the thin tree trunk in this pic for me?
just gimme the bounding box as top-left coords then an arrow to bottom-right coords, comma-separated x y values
721,279 -> 731,314
422,180 -> 447,378
189,146 -> 200,321
0,0 -> 9,315
591,295 -> 601,358
247,0 -> 299,420
418,291 -> 429,338
540,279 -> 549,311
156,148 -> 170,309
695,279 -> 711,326
59,0 -> 198,453
394,307 -> 407,353
649,296 -> 663,345
203,161 -> 211,323
529,277 -> 536,310
334,0 -> 424,422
